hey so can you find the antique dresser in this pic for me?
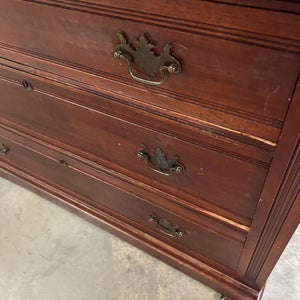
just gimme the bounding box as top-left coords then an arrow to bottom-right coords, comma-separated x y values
0,1 -> 299,299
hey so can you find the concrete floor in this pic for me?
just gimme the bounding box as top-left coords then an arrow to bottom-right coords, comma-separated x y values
0,176 -> 299,300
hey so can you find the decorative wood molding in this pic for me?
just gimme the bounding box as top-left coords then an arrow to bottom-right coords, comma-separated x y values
0,85 -> 271,170
245,138 -> 300,282
209,0 -> 300,13
0,44 -> 282,153
22,0 -> 300,52
0,121 -> 251,233
236,79 -> 300,280
0,42 -> 283,131
0,61 -> 274,168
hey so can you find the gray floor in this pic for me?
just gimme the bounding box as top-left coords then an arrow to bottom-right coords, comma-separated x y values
0,176 -> 299,300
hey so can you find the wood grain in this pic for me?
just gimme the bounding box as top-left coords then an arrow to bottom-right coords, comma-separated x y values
246,139 -> 300,286
0,165 -> 259,300
0,73 -> 269,226
23,0 -> 300,42
0,126 -> 245,271
1,1 -> 300,299
237,79 -> 300,288
1,0 -> 299,142
0,53 -> 279,153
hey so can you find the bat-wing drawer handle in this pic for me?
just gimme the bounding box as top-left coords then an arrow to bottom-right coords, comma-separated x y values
148,213 -> 185,238
114,33 -> 181,86
137,144 -> 185,176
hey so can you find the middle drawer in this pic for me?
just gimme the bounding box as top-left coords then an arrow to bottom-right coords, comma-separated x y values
0,73 -> 268,226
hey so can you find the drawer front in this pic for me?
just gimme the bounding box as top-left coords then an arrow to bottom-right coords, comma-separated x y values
0,129 -> 244,271
0,74 -> 268,226
1,0 -> 299,142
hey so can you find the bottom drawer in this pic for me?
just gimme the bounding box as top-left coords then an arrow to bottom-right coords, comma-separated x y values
0,126 -> 244,271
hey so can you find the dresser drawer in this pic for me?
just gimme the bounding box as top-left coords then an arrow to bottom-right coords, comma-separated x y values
0,128 -> 245,271
1,0 -> 299,142
0,73 -> 268,226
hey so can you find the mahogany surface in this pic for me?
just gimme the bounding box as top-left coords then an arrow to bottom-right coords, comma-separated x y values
1,0 -> 299,142
0,71 -> 268,226
0,127 -> 245,271
0,1 -> 299,299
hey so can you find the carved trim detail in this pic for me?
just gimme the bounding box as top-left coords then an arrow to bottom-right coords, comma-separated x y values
0,69 -> 272,168
245,138 -> 300,281
0,59 -> 274,168
0,120 -> 252,233
0,42 -> 283,130
21,0 -> 300,52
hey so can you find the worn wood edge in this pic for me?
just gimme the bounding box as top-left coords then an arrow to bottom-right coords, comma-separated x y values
245,138 -> 300,283
257,285 -> 265,300
236,78 -> 300,282
204,0 -> 300,13
0,43 -> 283,132
0,166 -> 260,300
0,80 -> 274,171
0,63 -> 277,162
0,161 -> 235,270
0,54 -> 278,156
21,0 -> 300,52
0,121 -> 251,234
1,119 -> 253,229
1,155 -> 246,267
254,190 -> 300,288
37,83 -> 277,149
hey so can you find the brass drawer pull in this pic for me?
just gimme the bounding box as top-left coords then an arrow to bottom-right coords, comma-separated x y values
0,143 -> 9,155
114,33 -> 181,86
148,213 -> 185,238
137,144 -> 184,176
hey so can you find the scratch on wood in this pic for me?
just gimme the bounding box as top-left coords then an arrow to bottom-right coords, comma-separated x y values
104,84 -> 277,147
197,209 -> 250,232
264,85 -> 280,113
174,112 -> 278,147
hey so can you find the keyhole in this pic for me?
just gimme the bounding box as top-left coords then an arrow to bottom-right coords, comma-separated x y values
59,159 -> 68,167
21,80 -> 33,91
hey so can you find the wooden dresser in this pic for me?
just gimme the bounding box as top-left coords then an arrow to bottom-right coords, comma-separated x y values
1,1 -> 299,299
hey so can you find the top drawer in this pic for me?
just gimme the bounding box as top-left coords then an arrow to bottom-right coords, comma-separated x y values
1,0 -> 300,143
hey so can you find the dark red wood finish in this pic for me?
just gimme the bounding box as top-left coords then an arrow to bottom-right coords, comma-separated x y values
0,126 -> 245,271
237,80 -> 300,288
0,1 -> 299,300
82,0 -> 300,38
0,166 -> 259,300
0,69 -> 268,226
1,0 -> 299,142
0,64 -> 274,166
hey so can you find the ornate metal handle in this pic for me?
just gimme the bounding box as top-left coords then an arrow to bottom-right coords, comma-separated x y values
114,33 -> 181,86
148,213 -> 185,238
0,143 -> 9,155
137,144 -> 184,176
